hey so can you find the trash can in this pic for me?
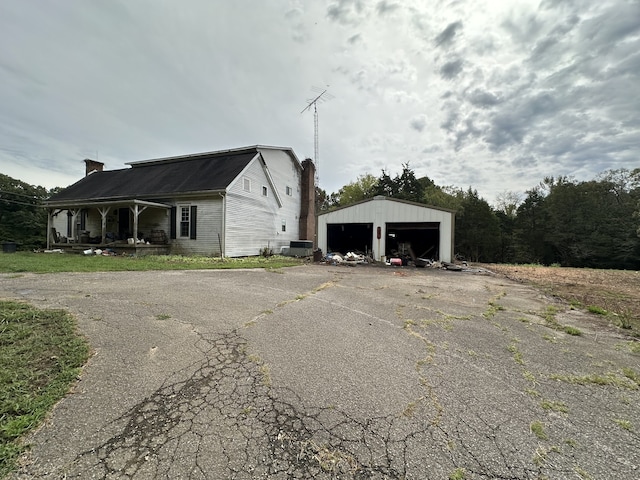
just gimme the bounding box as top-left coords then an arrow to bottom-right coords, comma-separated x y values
313,248 -> 323,262
2,242 -> 17,253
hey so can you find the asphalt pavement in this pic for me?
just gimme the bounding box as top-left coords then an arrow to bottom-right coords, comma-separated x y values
1,264 -> 639,479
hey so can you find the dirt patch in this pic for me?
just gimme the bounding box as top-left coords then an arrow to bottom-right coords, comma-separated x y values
480,264 -> 640,335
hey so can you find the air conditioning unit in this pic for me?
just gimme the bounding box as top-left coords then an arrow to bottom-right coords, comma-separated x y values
286,240 -> 313,257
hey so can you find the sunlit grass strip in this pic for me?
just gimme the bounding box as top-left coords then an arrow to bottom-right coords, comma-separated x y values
0,301 -> 90,477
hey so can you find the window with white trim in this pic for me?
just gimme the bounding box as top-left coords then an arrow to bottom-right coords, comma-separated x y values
180,206 -> 190,237
262,186 -> 268,196
286,186 -> 292,196
281,219 -> 286,232
243,178 -> 251,192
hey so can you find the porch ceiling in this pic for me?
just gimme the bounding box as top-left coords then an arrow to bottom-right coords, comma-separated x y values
45,199 -> 172,210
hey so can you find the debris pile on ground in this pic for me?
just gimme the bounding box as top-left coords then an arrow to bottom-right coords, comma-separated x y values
321,251 -> 373,266
82,248 -> 119,256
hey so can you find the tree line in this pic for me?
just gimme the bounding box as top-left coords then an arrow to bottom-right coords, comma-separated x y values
317,165 -> 640,270
0,174 -> 52,250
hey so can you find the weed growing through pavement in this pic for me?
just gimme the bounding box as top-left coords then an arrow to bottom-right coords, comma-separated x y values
587,305 -> 607,315
483,301 -> 505,319
615,341 -> 640,354
507,344 -> 524,365
448,467 -> 466,479
259,365 -> 272,386
541,400 -> 569,413
541,305 -> 585,336
550,372 -> 638,390
155,313 -> 171,320
530,421 -> 547,440
526,388 -> 541,397
622,367 -> 640,386
613,419 -> 632,431
247,353 -> 273,385
563,326 -> 582,336
402,401 -> 418,418
542,305 -> 559,324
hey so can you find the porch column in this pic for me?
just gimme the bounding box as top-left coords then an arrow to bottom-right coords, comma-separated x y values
70,209 -> 79,242
129,205 -> 148,242
98,206 -> 111,244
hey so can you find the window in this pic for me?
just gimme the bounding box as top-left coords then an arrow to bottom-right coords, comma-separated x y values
286,186 -> 292,196
281,219 -> 286,232
180,206 -> 190,237
243,178 -> 251,192
262,186 -> 268,196
170,205 -> 196,240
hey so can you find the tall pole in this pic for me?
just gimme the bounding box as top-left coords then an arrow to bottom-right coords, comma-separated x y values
314,102 -> 319,185
301,88 -> 332,188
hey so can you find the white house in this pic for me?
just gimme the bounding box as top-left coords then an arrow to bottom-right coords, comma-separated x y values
45,146 -> 316,257
317,196 -> 454,263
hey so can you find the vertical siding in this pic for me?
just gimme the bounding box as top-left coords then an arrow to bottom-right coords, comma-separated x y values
317,198 -> 454,262
225,152 -> 301,257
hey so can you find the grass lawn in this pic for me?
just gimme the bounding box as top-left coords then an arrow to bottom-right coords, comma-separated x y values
0,252 -> 303,273
0,301 -> 90,477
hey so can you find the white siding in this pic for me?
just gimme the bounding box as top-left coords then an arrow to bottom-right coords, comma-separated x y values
257,148 -> 303,236
170,197 -> 223,256
50,211 -> 69,239
225,154 -> 301,257
138,208 -> 170,239
317,197 -> 454,262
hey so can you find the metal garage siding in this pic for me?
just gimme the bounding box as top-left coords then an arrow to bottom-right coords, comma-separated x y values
317,197 -> 454,262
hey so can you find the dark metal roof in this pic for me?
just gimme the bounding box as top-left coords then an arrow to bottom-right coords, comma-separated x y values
47,149 -> 259,203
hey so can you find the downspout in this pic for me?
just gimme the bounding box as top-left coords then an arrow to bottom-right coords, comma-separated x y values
46,209 -> 52,250
450,212 -> 455,263
219,192 -> 226,258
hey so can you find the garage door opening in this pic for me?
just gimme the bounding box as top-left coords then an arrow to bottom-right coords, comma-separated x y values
326,223 -> 373,255
386,222 -> 440,260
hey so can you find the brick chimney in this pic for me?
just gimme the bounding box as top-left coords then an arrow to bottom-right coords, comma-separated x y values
84,159 -> 104,176
299,158 -> 316,245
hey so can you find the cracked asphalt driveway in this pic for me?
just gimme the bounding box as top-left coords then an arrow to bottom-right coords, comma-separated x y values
1,265 -> 639,479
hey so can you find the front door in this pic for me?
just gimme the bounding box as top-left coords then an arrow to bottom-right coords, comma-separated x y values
118,208 -> 130,239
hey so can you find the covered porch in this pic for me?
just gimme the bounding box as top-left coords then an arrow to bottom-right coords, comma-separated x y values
46,199 -> 172,255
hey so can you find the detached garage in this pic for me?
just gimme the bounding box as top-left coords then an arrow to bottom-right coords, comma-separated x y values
317,196 -> 455,263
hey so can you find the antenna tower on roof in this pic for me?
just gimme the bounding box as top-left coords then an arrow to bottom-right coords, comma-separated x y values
301,86 -> 333,186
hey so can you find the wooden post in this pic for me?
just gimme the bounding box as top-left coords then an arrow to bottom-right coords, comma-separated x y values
70,209 -> 78,242
129,204 -> 148,244
98,206 -> 111,244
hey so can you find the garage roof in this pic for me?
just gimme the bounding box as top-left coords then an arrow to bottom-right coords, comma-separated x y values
319,195 -> 456,215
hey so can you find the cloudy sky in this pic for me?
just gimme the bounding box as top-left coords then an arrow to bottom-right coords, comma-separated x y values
1,0 -> 638,204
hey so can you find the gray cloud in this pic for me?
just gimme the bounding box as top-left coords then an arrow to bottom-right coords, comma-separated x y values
410,115 -> 427,132
327,0 -> 366,25
467,89 -> 501,108
439,59 -> 463,79
347,33 -> 361,44
435,21 -> 463,47
376,1 -> 400,16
